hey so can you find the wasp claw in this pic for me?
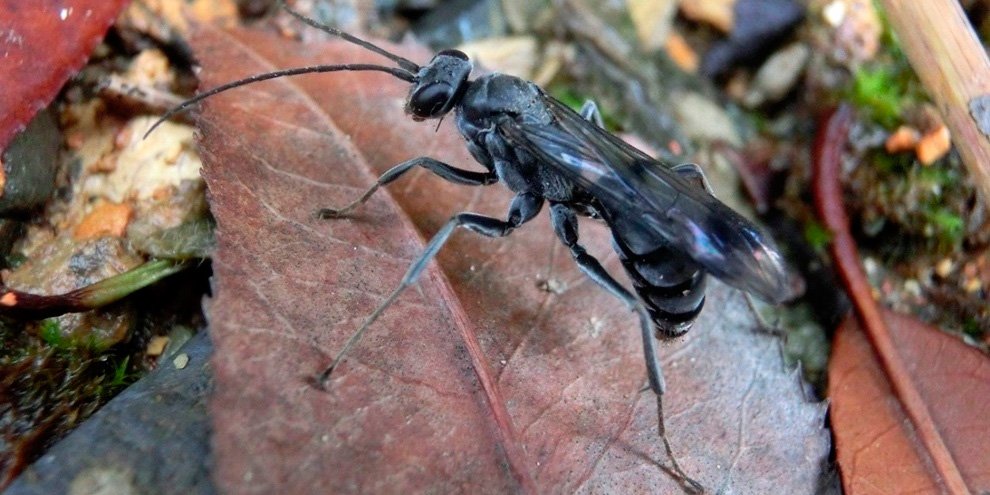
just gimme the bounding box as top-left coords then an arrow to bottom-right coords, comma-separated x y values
316,208 -> 347,219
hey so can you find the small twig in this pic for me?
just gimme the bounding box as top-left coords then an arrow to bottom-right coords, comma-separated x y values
814,105 -> 971,495
0,259 -> 188,319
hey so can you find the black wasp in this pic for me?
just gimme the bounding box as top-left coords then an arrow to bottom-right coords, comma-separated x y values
153,1 -> 796,489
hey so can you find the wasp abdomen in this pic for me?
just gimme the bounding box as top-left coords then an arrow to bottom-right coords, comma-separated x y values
614,240 -> 707,337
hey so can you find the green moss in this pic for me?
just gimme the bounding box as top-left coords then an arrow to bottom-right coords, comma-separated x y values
872,150 -> 913,174
5,253 -> 27,269
851,68 -> 906,128
101,355 -> 137,397
924,206 -> 964,240
803,221 -> 832,252
38,319 -> 67,349
847,6 -> 926,129
962,318 -> 984,341
0,320 -> 144,465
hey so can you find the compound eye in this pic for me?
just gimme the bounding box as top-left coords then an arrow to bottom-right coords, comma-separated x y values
409,82 -> 454,118
437,49 -> 468,60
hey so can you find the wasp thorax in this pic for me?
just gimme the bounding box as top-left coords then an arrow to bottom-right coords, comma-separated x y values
406,49 -> 472,120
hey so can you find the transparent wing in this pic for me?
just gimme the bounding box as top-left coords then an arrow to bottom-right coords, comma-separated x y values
499,94 -> 796,303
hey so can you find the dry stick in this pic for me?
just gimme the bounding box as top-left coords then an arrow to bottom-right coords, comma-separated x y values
879,0 -> 990,210
815,106 -> 971,495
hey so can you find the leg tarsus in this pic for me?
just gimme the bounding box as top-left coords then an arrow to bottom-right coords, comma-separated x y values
657,395 -> 705,494
317,184 -> 381,218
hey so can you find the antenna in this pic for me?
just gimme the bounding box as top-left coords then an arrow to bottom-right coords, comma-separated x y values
144,63 -> 416,138
145,1 -> 426,137
279,0 -> 421,73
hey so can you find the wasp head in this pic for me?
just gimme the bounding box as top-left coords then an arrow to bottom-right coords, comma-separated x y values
407,49 -> 472,121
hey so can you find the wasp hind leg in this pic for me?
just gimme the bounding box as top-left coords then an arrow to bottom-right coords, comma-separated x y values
579,100 -> 604,128
548,203 -> 703,494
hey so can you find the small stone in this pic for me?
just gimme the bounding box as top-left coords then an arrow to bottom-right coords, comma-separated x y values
903,279 -> 921,298
627,0 -> 678,51
827,0 -> 881,65
934,258 -> 954,278
173,353 -> 189,369
743,42 -> 809,106
822,0 -> 846,26
670,91 -> 742,146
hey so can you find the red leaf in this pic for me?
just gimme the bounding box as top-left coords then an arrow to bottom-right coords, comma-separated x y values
0,0 -> 130,151
815,105 -> 990,493
193,24 -> 828,493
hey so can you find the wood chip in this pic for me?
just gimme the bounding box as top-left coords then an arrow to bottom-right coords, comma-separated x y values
915,124 -> 951,165
665,31 -> 699,72
884,125 -> 921,153
627,0 -> 678,51
74,202 -> 133,239
146,335 -> 170,356
680,0 -> 735,33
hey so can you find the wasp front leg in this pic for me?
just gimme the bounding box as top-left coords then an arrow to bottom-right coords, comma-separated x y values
317,156 -> 498,218
317,192 -> 543,385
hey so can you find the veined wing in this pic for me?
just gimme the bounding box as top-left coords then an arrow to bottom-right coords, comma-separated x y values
498,93 -> 796,303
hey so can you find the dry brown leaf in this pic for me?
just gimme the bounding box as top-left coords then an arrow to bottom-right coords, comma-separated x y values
816,105 -> 990,494
830,310 -> 990,492
193,24 -> 828,493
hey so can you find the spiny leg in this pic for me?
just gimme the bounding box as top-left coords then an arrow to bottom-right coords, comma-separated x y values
316,192 -> 543,387
549,203 -> 702,493
742,292 -> 784,337
670,162 -> 714,195
317,157 -> 497,218
549,204 -> 665,395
